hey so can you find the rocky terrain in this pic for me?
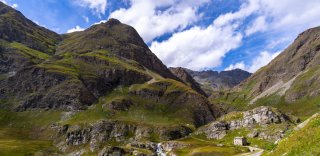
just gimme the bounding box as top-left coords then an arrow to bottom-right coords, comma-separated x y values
196,106 -> 297,141
0,1 -> 320,156
211,26 -> 320,119
169,67 -> 207,96
186,68 -> 251,94
0,2 -> 218,155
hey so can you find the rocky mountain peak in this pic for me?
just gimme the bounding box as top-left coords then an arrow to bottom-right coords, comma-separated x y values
57,18 -> 177,79
186,68 -> 251,94
105,18 -> 122,27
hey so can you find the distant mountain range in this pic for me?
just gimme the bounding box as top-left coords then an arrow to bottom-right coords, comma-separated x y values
186,68 -> 251,94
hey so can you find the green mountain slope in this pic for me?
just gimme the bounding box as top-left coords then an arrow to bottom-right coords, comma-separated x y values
268,113 -> 320,155
210,26 -> 320,118
0,2 -> 60,54
0,2 -> 218,155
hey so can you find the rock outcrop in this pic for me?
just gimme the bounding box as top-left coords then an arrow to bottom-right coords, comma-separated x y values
196,106 -> 295,141
54,120 -> 192,153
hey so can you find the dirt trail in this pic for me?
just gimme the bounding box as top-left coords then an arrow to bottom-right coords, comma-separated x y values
236,146 -> 264,156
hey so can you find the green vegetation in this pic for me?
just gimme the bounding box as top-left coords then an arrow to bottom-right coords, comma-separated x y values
63,84 -> 195,126
170,137 -> 248,156
269,114 -> 320,155
10,42 -> 51,61
193,128 -> 276,151
253,94 -> 320,120
36,50 -> 148,78
0,138 -> 58,156
210,91 -> 250,110
0,109 -> 62,128
0,109 -> 62,155
217,111 -> 243,122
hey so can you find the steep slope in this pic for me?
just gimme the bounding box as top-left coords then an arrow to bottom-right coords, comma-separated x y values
169,67 -> 207,96
0,3 -> 218,155
269,113 -> 320,155
211,26 -> 320,118
186,68 -> 251,94
238,26 -> 320,101
57,18 -> 177,79
0,2 -> 60,54
0,16 -> 216,123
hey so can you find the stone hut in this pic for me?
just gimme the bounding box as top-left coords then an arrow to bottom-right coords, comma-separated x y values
234,137 -> 248,146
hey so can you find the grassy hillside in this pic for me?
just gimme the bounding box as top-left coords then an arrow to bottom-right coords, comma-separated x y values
268,114 -> 320,155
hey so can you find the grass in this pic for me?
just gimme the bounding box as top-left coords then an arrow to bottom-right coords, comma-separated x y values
0,139 -> 58,156
63,85 -> 194,126
0,109 -> 62,156
269,114 -> 320,155
209,91 -> 250,110
10,42 -> 51,63
37,50 -> 148,79
217,111 -> 243,122
170,137 -> 248,156
253,94 -> 320,120
0,109 -> 62,128
79,50 -> 146,74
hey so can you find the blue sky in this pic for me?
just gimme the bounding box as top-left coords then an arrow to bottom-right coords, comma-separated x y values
2,0 -> 320,72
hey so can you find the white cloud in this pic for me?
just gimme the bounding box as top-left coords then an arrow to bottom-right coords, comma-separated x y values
73,0 -> 107,16
225,62 -> 246,71
11,3 -> 18,8
248,51 -> 280,72
83,16 -> 89,23
226,51 -> 280,72
245,16 -> 267,36
90,0 -> 320,71
149,0 -> 261,70
67,25 -> 85,33
156,0 -> 320,71
259,0 -> 320,32
151,24 -> 242,70
0,1 -> 18,9
213,0 -> 260,27
109,0 -> 209,42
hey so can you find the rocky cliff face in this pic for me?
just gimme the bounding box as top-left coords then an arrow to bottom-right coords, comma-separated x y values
237,26 -> 320,102
186,68 -> 251,94
196,106 -> 297,141
169,67 -> 207,96
54,120 -> 192,153
210,27 -> 320,119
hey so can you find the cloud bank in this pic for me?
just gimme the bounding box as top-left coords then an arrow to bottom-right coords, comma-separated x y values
78,0 -> 320,72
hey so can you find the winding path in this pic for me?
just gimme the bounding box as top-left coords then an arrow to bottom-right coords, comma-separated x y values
235,146 -> 264,156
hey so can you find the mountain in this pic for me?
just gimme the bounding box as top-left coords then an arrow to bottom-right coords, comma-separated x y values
57,19 -> 177,80
1,1 -> 319,155
270,113 -> 320,155
0,2 -> 61,54
169,67 -> 207,96
211,26 -> 320,118
0,2 -> 218,155
186,68 -> 251,94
